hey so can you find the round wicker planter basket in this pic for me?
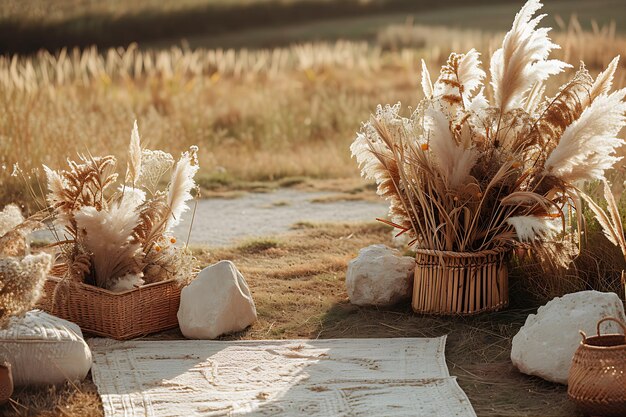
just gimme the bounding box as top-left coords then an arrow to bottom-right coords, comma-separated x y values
412,247 -> 509,315
568,317 -> 626,417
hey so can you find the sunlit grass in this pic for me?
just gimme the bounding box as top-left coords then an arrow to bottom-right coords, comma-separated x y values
2,19 -> 625,209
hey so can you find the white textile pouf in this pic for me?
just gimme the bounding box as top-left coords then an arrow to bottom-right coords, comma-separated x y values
0,310 -> 92,386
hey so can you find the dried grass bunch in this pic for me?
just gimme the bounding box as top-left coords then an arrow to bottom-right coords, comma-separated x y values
44,122 -> 199,291
0,204 -> 51,328
352,0 -> 626,263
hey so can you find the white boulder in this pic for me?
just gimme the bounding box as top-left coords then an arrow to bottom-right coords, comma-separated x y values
178,260 -> 257,339
511,290 -> 626,384
0,310 -> 92,386
346,244 -> 415,306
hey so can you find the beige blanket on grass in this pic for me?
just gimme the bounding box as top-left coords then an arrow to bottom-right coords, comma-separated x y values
89,336 -> 476,417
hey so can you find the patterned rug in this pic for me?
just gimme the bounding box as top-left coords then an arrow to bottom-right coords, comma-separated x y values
89,337 -> 476,417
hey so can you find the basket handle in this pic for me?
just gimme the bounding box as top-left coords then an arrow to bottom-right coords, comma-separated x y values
596,317 -> 626,337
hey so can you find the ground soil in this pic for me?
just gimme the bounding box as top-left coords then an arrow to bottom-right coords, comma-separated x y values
4,222 -> 579,417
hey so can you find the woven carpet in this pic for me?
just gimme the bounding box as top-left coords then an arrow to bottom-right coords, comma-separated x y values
89,336 -> 476,417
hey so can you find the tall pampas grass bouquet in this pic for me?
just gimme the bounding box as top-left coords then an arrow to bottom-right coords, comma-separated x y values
351,0 -> 626,313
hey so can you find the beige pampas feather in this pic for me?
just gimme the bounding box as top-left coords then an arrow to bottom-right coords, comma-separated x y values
421,59 -> 433,99
527,63 -> 593,151
74,204 -> 142,289
602,180 -> 626,252
545,89 -> 626,182
589,55 -> 620,101
523,81 -> 545,113
350,103 -> 416,236
434,49 -> 486,111
490,0 -> 569,112
126,120 -> 142,185
467,89 -> 488,113
165,148 -> 199,230
43,165 -> 66,208
118,185 -> 146,211
425,107 -> 477,188
455,49 -> 485,105
506,215 -> 558,242
580,188 -> 623,249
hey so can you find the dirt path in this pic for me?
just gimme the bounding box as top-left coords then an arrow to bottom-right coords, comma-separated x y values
175,189 -> 388,246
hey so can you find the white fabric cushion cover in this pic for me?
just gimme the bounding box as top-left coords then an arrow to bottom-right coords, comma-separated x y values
0,310 -> 92,386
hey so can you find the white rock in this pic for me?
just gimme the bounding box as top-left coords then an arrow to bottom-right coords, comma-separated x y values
0,310 -> 92,386
178,260 -> 257,339
511,290 -> 626,385
346,244 -> 415,306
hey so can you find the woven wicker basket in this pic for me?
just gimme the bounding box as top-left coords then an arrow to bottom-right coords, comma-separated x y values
38,275 -> 182,340
412,247 -> 509,315
568,317 -> 626,417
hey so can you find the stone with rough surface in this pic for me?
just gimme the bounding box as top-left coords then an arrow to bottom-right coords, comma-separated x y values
511,290 -> 626,384
0,310 -> 91,386
178,260 -> 257,339
346,244 -> 415,306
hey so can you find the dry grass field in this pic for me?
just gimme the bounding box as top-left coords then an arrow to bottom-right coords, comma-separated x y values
2,17 -> 625,208
3,222 -> 581,417
2,1 -> 626,416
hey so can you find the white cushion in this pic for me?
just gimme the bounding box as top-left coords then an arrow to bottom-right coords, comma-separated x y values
0,310 -> 92,386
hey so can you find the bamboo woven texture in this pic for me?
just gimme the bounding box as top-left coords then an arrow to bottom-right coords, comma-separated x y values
38,275 -> 182,340
412,247 -> 509,315
568,317 -> 626,417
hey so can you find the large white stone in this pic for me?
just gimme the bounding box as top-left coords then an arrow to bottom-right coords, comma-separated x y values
346,244 -> 415,306
511,290 -> 626,384
0,310 -> 92,386
178,260 -> 257,339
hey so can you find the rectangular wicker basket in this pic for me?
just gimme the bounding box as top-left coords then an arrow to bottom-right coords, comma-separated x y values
38,276 -> 182,340
412,247 -> 509,315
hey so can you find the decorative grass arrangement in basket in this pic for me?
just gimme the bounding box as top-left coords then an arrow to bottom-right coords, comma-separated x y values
351,0 -> 626,315
36,122 -> 199,339
40,270 -> 182,340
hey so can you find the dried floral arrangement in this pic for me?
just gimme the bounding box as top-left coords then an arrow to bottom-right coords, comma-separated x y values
0,204 -> 51,328
352,0 -> 626,264
44,122 -> 199,292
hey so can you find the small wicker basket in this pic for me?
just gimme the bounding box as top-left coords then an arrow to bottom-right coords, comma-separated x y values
412,247 -> 509,315
568,317 -> 626,417
38,276 -> 183,340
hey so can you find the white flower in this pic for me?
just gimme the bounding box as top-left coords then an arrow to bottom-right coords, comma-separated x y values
137,149 -> 175,192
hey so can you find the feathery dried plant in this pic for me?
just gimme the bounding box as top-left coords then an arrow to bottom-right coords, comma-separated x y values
0,204 -> 51,328
579,181 -> 626,296
352,0 -> 626,267
44,122 -> 199,291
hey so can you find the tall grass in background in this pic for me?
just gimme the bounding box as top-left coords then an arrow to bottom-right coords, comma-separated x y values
2,19 -> 625,202
0,17 -> 625,301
